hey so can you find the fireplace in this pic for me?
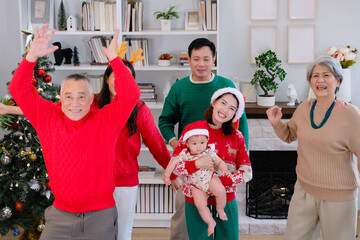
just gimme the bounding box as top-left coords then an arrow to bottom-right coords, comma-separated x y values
246,151 -> 297,219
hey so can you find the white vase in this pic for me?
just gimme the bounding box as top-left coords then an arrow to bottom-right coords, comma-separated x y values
160,19 -> 172,31
158,60 -> 171,67
337,68 -> 351,102
257,95 -> 275,107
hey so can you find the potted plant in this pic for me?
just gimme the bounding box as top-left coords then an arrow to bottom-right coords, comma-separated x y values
154,5 -> 179,31
250,50 -> 287,107
158,53 -> 173,67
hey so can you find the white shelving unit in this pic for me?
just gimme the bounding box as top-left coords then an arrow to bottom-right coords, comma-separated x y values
18,0 -> 219,227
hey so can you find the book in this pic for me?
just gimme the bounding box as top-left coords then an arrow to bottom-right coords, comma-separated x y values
94,0 -> 100,31
211,1 -> 217,30
197,0 -> 207,31
98,1 -> 106,32
206,0 -> 212,30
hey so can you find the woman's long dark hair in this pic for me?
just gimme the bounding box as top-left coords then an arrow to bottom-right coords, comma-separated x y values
97,60 -> 140,137
204,93 -> 238,136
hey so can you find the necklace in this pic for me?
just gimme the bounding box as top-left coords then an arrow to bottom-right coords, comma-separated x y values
310,98 -> 336,129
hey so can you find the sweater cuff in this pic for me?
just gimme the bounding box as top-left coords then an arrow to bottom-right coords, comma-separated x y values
220,175 -> 234,187
170,173 -> 178,180
185,161 -> 198,175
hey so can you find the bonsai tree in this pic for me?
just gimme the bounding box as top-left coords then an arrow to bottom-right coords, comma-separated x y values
251,50 -> 287,97
154,5 -> 180,20
57,0 -> 67,30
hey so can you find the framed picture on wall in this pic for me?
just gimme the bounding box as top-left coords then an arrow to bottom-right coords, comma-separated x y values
249,25 -> 278,64
250,0 -> 278,20
28,0 -> 54,29
185,10 -> 200,30
288,25 -> 316,64
288,0 -> 316,20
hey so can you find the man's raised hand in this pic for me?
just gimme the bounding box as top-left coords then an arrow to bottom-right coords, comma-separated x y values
26,24 -> 58,62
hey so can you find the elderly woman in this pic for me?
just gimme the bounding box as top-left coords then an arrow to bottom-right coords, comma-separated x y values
266,55 -> 360,240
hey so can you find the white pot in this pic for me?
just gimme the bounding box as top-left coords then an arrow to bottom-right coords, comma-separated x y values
160,19 -> 172,31
158,60 -> 171,67
337,68 -> 351,102
257,95 -> 275,107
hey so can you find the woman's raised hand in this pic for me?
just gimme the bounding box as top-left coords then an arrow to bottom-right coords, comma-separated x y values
102,29 -> 119,61
26,24 -> 58,62
266,105 -> 283,127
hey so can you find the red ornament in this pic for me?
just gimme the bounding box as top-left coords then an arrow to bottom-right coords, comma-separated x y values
11,121 -> 19,130
37,69 -> 46,77
46,181 -> 51,190
43,74 -> 52,83
15,201 -> 24,212
31,77 -> 37,85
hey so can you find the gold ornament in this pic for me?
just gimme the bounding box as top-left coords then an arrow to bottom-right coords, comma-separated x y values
55,94 -> 61,101
21,20 -> 34,50
20,150 -> 26,157
19,136 -> 23,141
29,153 -> 37,161
37,223 -> 45,232
37,88 -> 44,94
27,163 -> 30,167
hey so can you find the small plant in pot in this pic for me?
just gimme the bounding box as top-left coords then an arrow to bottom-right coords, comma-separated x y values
158,53 -> 173,67
154,5 -> 179,31
250,50 -> 287,107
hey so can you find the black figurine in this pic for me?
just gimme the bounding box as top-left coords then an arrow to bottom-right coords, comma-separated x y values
52,42 -> 73,65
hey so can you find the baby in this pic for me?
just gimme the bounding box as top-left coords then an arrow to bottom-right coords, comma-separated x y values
163,121 -> 232,236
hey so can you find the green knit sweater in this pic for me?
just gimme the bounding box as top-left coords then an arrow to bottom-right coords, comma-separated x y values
158,75 -> 249,149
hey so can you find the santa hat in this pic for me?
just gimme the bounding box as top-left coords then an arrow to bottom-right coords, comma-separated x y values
210,87 -> 245,123
182,121 -> 209,143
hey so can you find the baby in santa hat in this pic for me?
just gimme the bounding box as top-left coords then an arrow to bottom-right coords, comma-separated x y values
163,121 -> 232,235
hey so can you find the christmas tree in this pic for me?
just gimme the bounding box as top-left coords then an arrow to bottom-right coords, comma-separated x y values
0,54 -> 60,239
73,46 -> 80,66
57,0 -> 67,30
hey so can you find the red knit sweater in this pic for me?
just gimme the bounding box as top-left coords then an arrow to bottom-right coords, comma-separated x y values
9,57 -> 140,213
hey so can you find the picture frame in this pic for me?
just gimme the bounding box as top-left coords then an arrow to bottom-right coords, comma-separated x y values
288,25 -> 316,64
28,0 -> 54,29
185,10 -> 200,30
288,0 -> 316,20
240,81 -> 257,102
249,25 -> 278,64
250,0 -> 278,20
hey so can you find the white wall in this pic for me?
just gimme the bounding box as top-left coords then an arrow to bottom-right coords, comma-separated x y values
219,0 -> 360,106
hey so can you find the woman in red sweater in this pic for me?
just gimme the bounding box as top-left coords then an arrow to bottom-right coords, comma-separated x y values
171,88 -> 252,240
95,61 -> 173,240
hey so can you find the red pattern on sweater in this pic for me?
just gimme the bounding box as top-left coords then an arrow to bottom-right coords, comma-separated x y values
9,57 -> 140,213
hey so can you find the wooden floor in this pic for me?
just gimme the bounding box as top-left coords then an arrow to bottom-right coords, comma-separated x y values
131,228 -> 284,240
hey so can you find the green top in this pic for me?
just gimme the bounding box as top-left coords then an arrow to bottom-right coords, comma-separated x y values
158,74 -> 249,149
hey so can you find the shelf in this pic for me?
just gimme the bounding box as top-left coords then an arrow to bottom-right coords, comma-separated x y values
143,102 -> 164,109
54,63 -> 108,71
53,30 -> 115,36
245,102 -> 299,119
122,30 -> 218,36
138,173 -> 165,184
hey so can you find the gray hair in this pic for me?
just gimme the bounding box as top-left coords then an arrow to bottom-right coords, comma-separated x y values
60,74 -> 93,95
306,55 -> 343,85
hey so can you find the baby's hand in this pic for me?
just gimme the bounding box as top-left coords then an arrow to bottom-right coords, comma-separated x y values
222,170 -> 232,178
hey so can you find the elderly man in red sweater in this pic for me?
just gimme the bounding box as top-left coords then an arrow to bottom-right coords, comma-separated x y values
9,24 -> 140,240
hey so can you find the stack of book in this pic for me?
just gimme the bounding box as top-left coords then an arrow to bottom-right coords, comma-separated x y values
138,83 -> 157,103
123,0 -> 144,32
197,0 -> 217,31
178,52 -> 189,66
124,38 -> 149,67
88,36 -> 112,64
82,1 -> 117,31
136,184 -> 175,214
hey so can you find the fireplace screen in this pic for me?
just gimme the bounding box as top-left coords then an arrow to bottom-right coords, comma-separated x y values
246,151 -> 297,219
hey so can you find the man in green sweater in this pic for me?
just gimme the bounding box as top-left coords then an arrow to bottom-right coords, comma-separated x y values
158,38 -> 249,240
